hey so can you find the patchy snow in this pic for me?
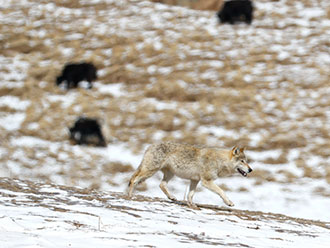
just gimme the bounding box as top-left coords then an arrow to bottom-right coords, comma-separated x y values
94,82 -> 126,97
0,96 -> 30,111
11,136 -> 53,147
0,178 -> 329,248
0,113 -> 26,131
198,126 -> 239,139
0,0 -> 330,238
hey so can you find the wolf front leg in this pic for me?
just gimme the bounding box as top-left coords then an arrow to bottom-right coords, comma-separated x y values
201,179 -> 234,207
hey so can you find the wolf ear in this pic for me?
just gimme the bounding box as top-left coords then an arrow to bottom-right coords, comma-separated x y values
240,147 -> 245,153
232,146 -> 240,156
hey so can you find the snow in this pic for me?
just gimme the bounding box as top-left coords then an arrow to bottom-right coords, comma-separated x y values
96,143 -> 143,165
0,113 -> 26,131
0,178 -> 329,248
0,96 -> 30,111
11,136 -> 52,147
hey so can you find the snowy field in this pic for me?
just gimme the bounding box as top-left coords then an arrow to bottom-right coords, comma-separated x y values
1,178 -> 329,248
0,1 -> 330,245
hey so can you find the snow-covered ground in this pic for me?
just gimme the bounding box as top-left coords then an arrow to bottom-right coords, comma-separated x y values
0,0 -> 330,238
1,178 -> 329,248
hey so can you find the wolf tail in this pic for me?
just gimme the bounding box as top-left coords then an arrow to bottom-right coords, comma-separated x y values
128,167 -> 141,188
127,166 -> 143,197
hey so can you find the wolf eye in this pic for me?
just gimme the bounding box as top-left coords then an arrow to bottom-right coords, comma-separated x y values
241,160 -> 244,163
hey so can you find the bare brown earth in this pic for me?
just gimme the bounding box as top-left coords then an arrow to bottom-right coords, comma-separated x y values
0,0 -> 329,193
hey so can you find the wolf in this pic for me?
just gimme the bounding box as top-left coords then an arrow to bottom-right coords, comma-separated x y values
128,142 -> 252,208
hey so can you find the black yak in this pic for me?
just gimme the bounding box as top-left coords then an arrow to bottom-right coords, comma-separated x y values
217,0 -> 254,24
69,117 -> 106,147
56,63 -> 97,89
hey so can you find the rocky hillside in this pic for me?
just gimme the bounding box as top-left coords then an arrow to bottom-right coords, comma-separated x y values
0,0 -> 329,222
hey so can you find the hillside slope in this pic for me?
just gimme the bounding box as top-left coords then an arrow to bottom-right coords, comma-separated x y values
1,177 -> 329,247
0,0 -> 329,221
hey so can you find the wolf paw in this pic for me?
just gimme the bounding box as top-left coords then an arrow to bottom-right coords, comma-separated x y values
169,196 -> 177,202
225,200 -> 234,207
188,203 -> 200,210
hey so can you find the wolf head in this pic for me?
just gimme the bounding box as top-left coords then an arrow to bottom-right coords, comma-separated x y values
230,146 -> 252,177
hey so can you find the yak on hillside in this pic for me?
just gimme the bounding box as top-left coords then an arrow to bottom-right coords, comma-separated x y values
217,0 -> 254,24
69,117 -> 106,147
56,62 -> 97,89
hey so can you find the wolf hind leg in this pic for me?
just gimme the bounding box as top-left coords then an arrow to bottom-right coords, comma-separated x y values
187,179 -> 199,208
159,169 -> 176,201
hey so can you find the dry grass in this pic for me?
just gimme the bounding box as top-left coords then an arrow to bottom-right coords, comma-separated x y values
0,0 -> 329,192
